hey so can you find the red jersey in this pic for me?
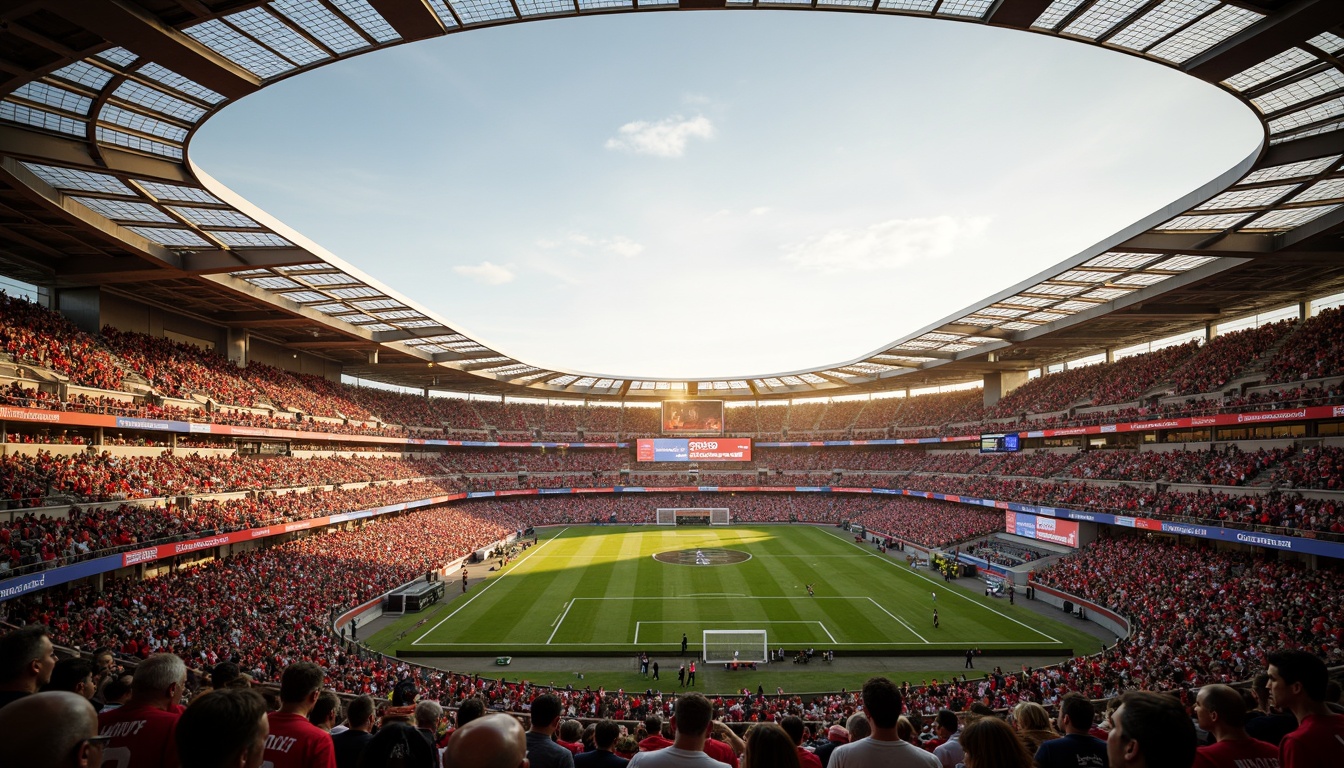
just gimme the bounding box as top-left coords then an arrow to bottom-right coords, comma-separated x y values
705,737 -> 738,768
265,712 -> 337,768
1193,738 -> 1280,768
1279,713 -> 1344,768
638,734 -> 673,751
797,746 -> 823,768
97,702 -> 181,768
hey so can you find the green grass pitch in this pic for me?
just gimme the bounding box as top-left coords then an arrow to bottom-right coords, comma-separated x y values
390,525 -> 1091,657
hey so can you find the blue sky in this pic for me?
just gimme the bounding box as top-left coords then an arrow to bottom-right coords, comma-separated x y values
192,10 -> 1263,380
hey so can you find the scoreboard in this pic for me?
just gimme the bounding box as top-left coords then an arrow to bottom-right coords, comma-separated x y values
636,438 -> 752,462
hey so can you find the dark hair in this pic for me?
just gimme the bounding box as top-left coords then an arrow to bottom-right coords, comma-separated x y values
960,716 -> 1032,768
0,625 -> 50,682
456,697 -> 486,728
594,719 -> 620,750
744,723 -> 801,768
357,721 -> 437,768
177,688 -> 268,768
309,691 -> 341,726
348,695 -> 376,729
560,719 -> 582,741
211,662 -> 241,689
1059,693 -> 1094,731
780,715 -> 805,745
46,657 -> 94,693
1116,692 -> 1196,768
530,693 -> 562,729
102,674 -> 132,702
674,693 -> 714,737
1267,649 -> 1329,702
936,709 -> 959,733
644,715 -> 662,734
278,661 -> 324,704
861,677 -> 904,729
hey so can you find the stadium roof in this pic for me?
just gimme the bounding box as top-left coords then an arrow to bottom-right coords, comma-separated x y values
0,0 -> 1342,401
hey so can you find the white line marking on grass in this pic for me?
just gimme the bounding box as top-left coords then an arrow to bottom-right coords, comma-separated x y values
398,640 -> 1064,647
684,593 -> 747,597
818,622 -> 837,643
866,597 -> 929,644
822,527 -> 1059,644
551,601 -> 570,628
547,599 -> 575,645
413,527 -> 570,645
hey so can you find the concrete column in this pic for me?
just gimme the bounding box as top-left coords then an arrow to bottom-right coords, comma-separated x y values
1299,300 -> 1313,320
55,287 -> 101,336
1206,321 -> 1216,341
225,328 -> 247,367
982,371 -> 1028,409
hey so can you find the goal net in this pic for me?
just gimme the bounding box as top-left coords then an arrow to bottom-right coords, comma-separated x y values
655,508 -> 731,526
703,629 -> 768,664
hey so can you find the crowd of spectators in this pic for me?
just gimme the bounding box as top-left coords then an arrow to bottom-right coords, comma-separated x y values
0,294 -> 124,390
1269,305 -> 1344,383
1061,446 -> 1291,486
99,327 -> 258,407
1171,320 -> 1293,395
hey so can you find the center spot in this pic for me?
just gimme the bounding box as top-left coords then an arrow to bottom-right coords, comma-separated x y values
652,548 -> 751,566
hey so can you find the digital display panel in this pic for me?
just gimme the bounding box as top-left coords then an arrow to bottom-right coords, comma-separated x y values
662,400 -> 724,435
636,438 -> 752,462
980,433 -> 1021,453
1005,511 -> 1079,547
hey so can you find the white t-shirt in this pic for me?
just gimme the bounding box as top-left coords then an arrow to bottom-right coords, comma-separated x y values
628,746 -> 730,768
829,737 -> 941,768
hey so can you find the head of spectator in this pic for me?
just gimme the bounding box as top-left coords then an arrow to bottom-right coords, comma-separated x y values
780,715 -> 808,747
845,711 -> 872,742
100,675 -> 133,710
0,624 -> 58,699
1250,673 -> 1273,714
960,716 -> 1032,768
1107,692 -> 1196,768
1267,649 -> 1331,721
827,724 -> 850,745
742,722 -> 800,768
211,662 -> 241,690
1057,693 -> 1095,736
130,653 -> 187,711
670,692 -> 716,750
1194,684 -> 1254,742
177,688 -> 269,768
456,697 -> 487,730
643,715 -> 663,739
557,718 -> 582,749
591,719 -> 620,754
358,721 -> 437,768
443,713 -> 528,768
277,661 -> 324,717
936,709 -> 960,740
614,735 -> 639,760
896,717 -> 916,744
45,657 -> 97,700
581,723 -> 596,752
309,690 -> 341,731
528,693 -> 561,737
0,690 -> 103,768
346,695 -> 376,733
860,677 -> 904,735
415,699 -> 443,736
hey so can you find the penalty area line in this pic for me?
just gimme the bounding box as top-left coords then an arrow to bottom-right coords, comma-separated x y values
547,599 -> 575,645
866,597 -> 929,644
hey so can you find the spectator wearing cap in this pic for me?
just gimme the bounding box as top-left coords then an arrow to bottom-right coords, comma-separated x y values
815,724 -> 849,768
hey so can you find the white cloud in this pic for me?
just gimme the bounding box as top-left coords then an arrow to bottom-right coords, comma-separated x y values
453,261 -> 515,285
537,233 -> 644,259
782,216 -> 992,274
604,115 -> 714,158
749,206 -> 772,216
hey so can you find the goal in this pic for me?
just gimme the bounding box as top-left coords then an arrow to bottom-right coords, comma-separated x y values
656,508 -> 731,525
703,629 -> 768,664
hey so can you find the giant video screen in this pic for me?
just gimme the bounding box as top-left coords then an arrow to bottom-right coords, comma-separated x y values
1005,510 -> 1079,547
637,438 -> 752,462
661,400 -> 724,435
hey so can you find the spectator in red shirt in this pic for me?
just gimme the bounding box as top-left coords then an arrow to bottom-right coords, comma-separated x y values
264,662 -> 336,768
176,687 -> 269,768
97,653 -> 186,768
781,716 -> 822,768
1192,684 -> 1280,768
1267,650 -> 1344,768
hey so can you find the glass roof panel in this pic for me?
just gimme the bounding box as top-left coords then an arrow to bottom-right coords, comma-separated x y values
1289,177 -> 1344,203
919,332 -> 962,341
361,323 -> 396,332
375,310 -> 423,320
96,127 -> 183,159
517,0 -> 575,15
1082,287 -> 1134,300
111,80 -> 206,121
999,321 -> 1039,330
352,299 -> 403,310
1083,252 -> 1161,269
23,163 -> 134,194
1112,272 -> 1172,286
979,307 -> 1028,317
937,0 -> 993,19
898,340 -> 942,349
448,0 -> 518,25
227,7 -> 329,67
1252,69 -> 1344,114
878,0 -> 938,10
1245,204 -> 1341,230
247,276 -> 301,289
184,20 -> 297,79
1158,212 -> 1252,230
1270,119 -> 1344,144
95,47 -> 137,67
212,231 -> 293,247
280,291 -> 327,303
310,303 -> 349,313
1269,97 -> 1344,135
1062,0 -> 1147,41
330,0 -> 402,43
1224,48 -> 1315,92
126,227 -> 212,247
1055,300 -> 1099,311
169,206 -> 261,228
329,287 -> 382,298
98,105 -> 189,142
1024,311 -> 1067,322
1027,282 -> 1087,295
1056,270 -> 1116,282
1150,254 -> 1215,271
1003,296 -> 1056,307
49,61 -> 115,91
136,181 -> 224,204
958,316 -> 1003,326
0,101 -> 84,136
1308,32 -> 1344,55
761,378 -> 784,387
134,63 -> 226,104
298,272 -> 360,285
818,0 -> 871,7
1032,0 -> 1086,30
1148,5 -> 1263,64
550,375 -> 578,386
270,0 -> 372,54
579,0 -> 633,8
10,81 -> 92,115
1241,155 -> 1339,184
1109,0 -> 1217,52
398,319 -> 442,328
424,0 -> 461,26
638,0 -> 679,5
72,197 -> 174,223
1194,183 -> 1296,210
780,376 -> 805,385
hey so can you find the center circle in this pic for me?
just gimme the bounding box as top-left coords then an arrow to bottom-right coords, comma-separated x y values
652,548 -> 751,566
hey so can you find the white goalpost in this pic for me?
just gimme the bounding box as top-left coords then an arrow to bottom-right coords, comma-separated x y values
703,629 -> 768,664
656,508 -> 731,525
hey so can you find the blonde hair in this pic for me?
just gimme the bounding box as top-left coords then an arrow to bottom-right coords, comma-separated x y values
1011,702 -> 1054,732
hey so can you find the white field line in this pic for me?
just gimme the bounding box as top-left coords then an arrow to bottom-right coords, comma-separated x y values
818,622 -> 837,644
547,599 -> 576,644
821,527 -> 1059,644
866,597 -> 929,644
551,601 -> 570,628
409,640 -> 1061,647
413,527 -> 570,645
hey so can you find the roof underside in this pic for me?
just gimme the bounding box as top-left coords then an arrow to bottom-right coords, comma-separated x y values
0,0 -> 1342,400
